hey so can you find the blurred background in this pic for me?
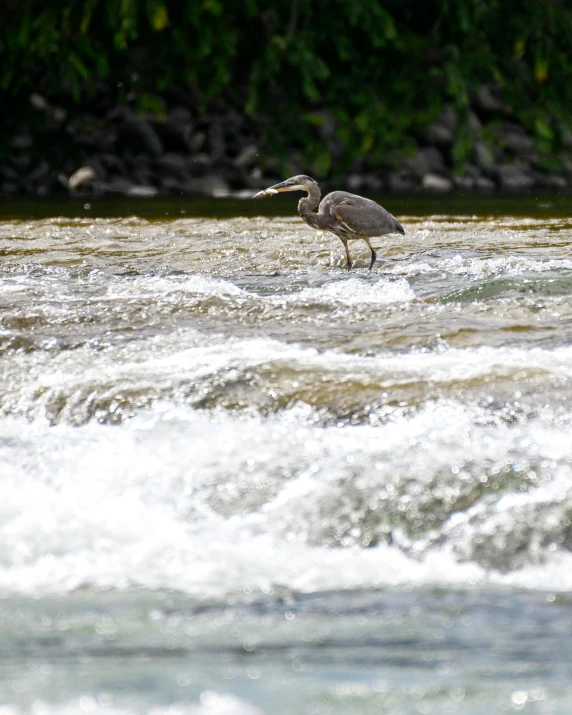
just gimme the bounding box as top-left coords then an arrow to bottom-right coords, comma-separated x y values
2,0 -> 572,198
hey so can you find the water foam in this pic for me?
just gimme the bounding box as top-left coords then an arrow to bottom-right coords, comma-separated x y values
4,327 -> 572,425
272,277 -> 415,306
1,395 -> 572,599
388,253 -> 572,280
0,693 -> 265,715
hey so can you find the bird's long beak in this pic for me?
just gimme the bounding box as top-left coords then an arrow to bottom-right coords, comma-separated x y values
252,179 -> 295,198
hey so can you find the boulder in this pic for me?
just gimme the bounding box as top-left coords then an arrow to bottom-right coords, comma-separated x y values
425,106 -> 457,148
109,107 -> 164,158
108,177 -> 136,194
405,147 -> 447,179
471,84 -> 510,116
362,174 -> 384,192
532,172 -> 567,189
346,174 -> 364,191
422,173 -> 453,192
127,185 -> 158,197
157,153 -> 189,181
474,176 -> 496,191
473,141 -> 495,171
494,122 -> 535,156
68,166 -> 96,191
496,164 -> 535,191
464,163 -> 482,179
234,145 -> 259,168
426,122 -> 454,148
388,172 -> 416,193
453,175 -> 474,191
467,111 -> 482,134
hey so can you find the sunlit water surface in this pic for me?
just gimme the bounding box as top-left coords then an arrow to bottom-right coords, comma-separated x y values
2,196 -> 572,713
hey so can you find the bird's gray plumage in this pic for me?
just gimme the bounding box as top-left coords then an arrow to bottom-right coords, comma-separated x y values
253,175 -> 404,269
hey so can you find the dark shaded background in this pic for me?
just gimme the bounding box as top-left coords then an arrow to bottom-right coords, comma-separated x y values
2,0 -> 572,197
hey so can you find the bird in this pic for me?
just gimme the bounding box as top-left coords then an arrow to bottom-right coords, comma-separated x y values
253,175 -> 404,270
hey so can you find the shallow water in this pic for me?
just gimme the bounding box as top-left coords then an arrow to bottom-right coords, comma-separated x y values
2,196 -> 572,713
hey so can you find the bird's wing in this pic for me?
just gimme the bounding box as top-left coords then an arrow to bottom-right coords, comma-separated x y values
333,199 -> 404,237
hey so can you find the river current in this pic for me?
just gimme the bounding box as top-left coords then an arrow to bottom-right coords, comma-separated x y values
2,196 -> 572,713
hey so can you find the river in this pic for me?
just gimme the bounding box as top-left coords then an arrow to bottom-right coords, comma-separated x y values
2,195 -> 572,713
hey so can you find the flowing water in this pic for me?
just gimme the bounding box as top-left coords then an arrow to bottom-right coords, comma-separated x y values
2,195 -> 572,713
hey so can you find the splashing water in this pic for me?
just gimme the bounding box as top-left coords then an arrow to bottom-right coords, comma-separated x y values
3,200 -> 572,713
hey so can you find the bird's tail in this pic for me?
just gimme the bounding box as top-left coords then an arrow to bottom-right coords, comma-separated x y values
394,219 -> 405,235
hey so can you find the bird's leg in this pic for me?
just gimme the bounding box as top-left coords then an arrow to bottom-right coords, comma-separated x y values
363,237 -> 377,270
340,238 -> 352,270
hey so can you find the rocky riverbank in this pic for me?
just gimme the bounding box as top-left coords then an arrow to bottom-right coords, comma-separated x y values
3,84 -> 572,199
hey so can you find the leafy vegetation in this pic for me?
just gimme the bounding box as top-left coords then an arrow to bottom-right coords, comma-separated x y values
2,0 -> 572,175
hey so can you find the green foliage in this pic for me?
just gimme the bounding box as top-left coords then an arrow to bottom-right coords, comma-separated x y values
2,0 -> 572,174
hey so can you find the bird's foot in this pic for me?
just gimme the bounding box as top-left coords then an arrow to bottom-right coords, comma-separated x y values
346,259 -> 352,271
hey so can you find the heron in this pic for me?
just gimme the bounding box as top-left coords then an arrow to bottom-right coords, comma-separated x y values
253,175 -> 404,270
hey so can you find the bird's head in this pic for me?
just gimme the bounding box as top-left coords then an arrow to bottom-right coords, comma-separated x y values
253,175 -> 317,198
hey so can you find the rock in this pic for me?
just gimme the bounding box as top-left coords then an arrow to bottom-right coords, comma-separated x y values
453,175 -> 474,191
208,120 -> 225,159
474,176 -> 496,191
10,155 -> 32,172
29,161 -> 50,183
29,93 -> 49,111
388,172 -> 416,193
122,120 -> 163,157
405,147 -> 446,179
187,153 -> 212,177
132,166 -> 155,186
346,174 -> 364,191
561,156 -> 572,181
467,111 -> 482,134
422,173 -> 453,192
473,141 -> 495,171
152,112 -> 192,153
362,174 -> 384,192
188,131 -> 206,153
426,122 -> 454,147
108,107 -> 164,158
425,107 -> 457,148
94,154 -> 125,175
10,134 -> 33,151
504,134 -> 535,156
3,166 -> 19,181
234,145 -> 259,168
83,157 -> 107,181
157,153 -> 189,180
50,107 -> 67,124
68,166 -> 96,191
440,106 -> 459,132
532,172 -> 567,189
562,129 -> 572,150
496,164 -> 535,191
108,177 -> 136,194
249,166 -> 262,181
494,122 -> 535,156
471,84 -> 510,115
187,174 -> 230,196
127,185 -> 158,197
170,107 -> 193,124
464,163 -> 482,179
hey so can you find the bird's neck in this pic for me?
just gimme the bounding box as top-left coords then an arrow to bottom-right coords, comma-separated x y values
298,183 -> 322,229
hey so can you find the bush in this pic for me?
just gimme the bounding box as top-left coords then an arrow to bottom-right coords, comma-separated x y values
2,0 -> 572,175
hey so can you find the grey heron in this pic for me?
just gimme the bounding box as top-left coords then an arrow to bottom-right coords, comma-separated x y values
253,175 -> 405,270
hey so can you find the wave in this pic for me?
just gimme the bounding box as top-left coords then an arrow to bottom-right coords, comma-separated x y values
1,399 -> 572,598
3,329 -> 572,425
